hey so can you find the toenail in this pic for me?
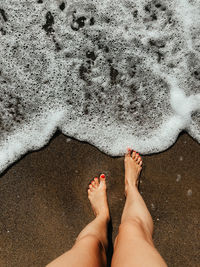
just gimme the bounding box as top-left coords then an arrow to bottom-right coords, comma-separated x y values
100,174 -> 105,178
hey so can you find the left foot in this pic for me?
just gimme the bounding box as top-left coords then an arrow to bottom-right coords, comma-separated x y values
88,174 -> 110,221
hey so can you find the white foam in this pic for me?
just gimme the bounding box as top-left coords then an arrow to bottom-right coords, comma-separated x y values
176,174 -> 181,182
187,189 -> 192,196
0,0 -> 200,174
151,203 -> 156,211
0,109 -> 64,173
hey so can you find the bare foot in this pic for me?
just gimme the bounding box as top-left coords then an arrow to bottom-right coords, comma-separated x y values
88,174 -> 110,221
124,149 -> 143,195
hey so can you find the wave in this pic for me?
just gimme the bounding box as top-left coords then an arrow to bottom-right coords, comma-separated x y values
0,0 -> 200,174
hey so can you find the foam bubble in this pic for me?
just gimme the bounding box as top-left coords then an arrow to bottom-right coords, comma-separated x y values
187,189 -> 192,196
0,0 -> 200,173
176,174 -> 181,182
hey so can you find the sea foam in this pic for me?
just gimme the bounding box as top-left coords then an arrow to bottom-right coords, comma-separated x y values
0,0 -> 200,174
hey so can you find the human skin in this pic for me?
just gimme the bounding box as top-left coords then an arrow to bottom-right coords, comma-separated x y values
47,150 -> 167,267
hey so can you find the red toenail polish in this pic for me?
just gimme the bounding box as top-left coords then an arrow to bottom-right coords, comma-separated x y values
101,174 -> 105,178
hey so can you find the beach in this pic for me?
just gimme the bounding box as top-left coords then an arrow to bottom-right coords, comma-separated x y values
0,132 -> 199,267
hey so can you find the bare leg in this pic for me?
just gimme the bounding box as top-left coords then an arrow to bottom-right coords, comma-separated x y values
111,149 -> 168,267
47,174 -> 110,267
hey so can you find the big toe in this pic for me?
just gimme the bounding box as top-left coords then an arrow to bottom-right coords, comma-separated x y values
125,148 -> 132,158
100,173 -> 106,184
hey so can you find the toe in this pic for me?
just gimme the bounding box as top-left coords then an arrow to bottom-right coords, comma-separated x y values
137,153 -> 141,161
89,184 -> 93,191
94,177 -> 99,187
139,160 -> 143,166
125,148 -> 132,158
100,173 -> 106,184
132,151 -> 136,160
135,153 -> 140,162
137,156 -> 141,164
91,181 -> 96,188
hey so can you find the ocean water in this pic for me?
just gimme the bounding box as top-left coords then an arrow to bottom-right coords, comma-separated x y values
0,0 -> 200,174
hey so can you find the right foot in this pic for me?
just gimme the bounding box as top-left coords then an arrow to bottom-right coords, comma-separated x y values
124,149 -> 143,195
88,174 -> 110,221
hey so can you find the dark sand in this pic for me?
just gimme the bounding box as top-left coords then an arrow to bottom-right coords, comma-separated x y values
0,132 -> 199,267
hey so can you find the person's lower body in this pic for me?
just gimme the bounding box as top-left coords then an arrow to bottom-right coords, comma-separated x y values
111,150 -> 167,267
47,174 -> 109,267
47,150 -> 168,267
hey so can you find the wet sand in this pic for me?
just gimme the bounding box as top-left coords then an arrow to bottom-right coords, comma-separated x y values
0,132 -> 199,267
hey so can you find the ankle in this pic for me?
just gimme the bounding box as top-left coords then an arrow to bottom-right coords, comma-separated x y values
125,183 -> 138,196
96,213 -> 110,223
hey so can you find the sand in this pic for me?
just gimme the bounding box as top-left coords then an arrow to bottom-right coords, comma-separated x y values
0,132 -> 199,267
